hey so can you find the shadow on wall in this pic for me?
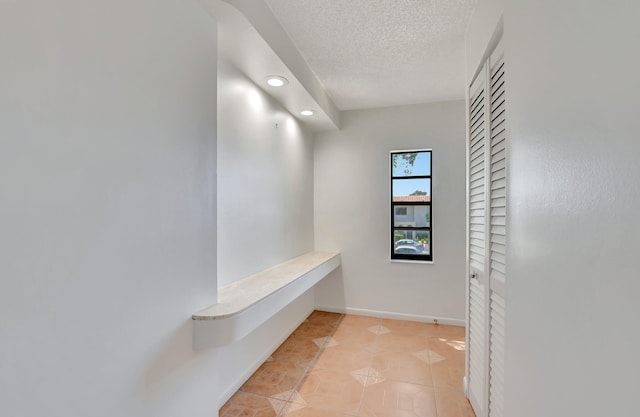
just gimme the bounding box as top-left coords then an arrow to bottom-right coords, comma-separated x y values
144,319 -> 215,391
315,266 -> 346,311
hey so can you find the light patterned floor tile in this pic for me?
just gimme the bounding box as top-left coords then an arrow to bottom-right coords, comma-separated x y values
372,351 -> 433,386
293,322 -> 336,340
306,311 -> 344,326
219,391 -> 286,417
223,313 -> 472,417
272,336 -> 321,366
360,380 -> 437,417
295,369 -> 365,414
413,349 -> 446,365
280,403 -> 356,417
380,319 -> 430,338
332,325 -> 377,348
368,325 -> 391,335
339,315 -> 381,328
434,387 -> 475,417
240,360 -> 305,398
375,334 -> 430,354
312,344 -> 373,373
313,336 -> 339,348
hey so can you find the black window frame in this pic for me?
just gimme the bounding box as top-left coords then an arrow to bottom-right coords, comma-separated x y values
390,150 -> 432,261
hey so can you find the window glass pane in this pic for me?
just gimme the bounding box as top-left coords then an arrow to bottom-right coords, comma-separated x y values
394,205 -> 430,227
392,178 -> 430,200
392,151 -> 431,177
393,230 -> 431,255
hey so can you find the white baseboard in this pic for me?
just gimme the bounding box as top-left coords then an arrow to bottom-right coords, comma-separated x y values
315,305 -> 465,327
216,306 -> 314,411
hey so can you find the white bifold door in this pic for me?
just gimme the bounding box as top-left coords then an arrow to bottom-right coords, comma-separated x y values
466,39 -> 506,417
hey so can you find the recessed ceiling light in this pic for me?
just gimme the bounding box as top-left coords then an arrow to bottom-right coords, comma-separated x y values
300,109 -> 316,116
265,76 -> 288,87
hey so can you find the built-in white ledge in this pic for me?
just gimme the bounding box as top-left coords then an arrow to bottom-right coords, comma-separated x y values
192,251 -> 340,349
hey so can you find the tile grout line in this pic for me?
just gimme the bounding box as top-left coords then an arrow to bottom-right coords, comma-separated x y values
355,316 -> 383,417
428,336 -> 442,417
277,313 -> 346,416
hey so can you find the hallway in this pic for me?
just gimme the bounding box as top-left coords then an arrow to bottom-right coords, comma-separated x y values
220,311 -> 473,417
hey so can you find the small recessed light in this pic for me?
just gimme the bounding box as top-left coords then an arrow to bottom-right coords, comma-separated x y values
300,109 -> 316,116
265,76 -> 288,87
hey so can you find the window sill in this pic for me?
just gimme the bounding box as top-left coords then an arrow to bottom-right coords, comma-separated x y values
389,259 -> 434,265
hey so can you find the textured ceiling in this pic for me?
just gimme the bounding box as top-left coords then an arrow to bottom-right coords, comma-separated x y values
264,0 -> 476,110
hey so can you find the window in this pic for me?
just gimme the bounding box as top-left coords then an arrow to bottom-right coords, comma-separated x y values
391,150 -> 432,261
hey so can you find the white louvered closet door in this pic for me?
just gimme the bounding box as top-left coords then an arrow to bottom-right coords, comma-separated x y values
466,38 -> 506,417
467,69 -> 487,417
487,41 -> 506,417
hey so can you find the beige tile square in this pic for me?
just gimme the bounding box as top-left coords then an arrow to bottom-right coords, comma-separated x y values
380,319 -> 430,338
306,310 -> 344,326
371,351 -> 433,386
338,315 -> 381,328
293,321 -> 336,340
427,337 -> 466,365
360,380 -> 437,417
280,403 -> 355,417
434,387 -> 476,417
219,391 -> 286,417
295,369 -> 365,414
240,360 -> 305,399
368,325 -> 391,335
375,334 -> 430,354
311,344 -> 373,373
332,325 -> 376,348
272,336 -> 321,367
431,361 -> 465,392
424,324 -> 466,339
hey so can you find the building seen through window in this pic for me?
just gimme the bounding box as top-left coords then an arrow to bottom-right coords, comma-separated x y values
391,150 -> 432,261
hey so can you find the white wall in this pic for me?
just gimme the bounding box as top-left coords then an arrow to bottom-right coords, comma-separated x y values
314,101 -> 467,323
467,1 -> 640,416
465,0 -> 505,82
213,56 -> 316,405
217,57 -> 315,287
0,1 -> 220,416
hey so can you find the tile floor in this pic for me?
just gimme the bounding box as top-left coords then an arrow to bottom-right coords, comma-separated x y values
220,311 -> 475,417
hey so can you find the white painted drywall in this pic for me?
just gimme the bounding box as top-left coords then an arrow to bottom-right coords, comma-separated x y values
0,1 -> 220,416
465,0 -> 505,82
467,1 -> 640,416
217,56 -> 315,287
212,55 -> 317,406
314,101 -> 467,323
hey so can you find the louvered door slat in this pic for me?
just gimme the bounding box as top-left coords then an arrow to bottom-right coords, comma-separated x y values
492,122 -> 506,138
491,145 -> 505,159
490,189 -> 506,200
491,159 -> 506,173
491,206 -> 506,217
491,196 -> 506,208
490,233 -> 505,246
490,224 -> 505,236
